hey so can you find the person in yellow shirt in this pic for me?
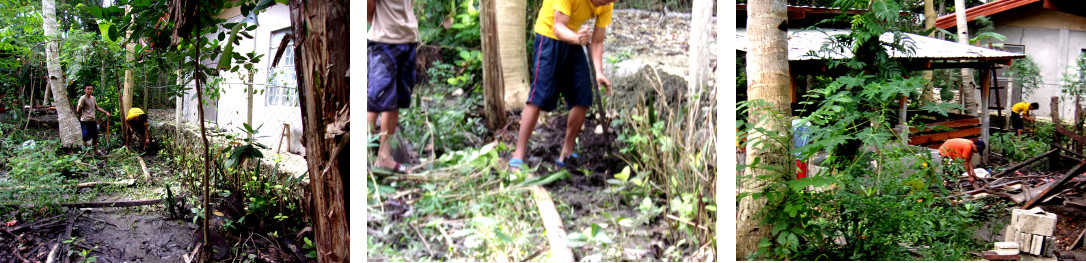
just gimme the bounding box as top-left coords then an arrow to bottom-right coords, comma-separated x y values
510,0 -> 618,170
1011,102 -> 1038,136
125,107 -> 151,149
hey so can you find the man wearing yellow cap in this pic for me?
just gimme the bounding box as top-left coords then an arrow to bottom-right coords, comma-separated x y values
125,107 -> 150,149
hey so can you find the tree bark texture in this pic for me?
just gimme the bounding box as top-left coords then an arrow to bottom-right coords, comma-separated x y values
955,0 -> 977,114
41,0 -> 83,147
738,0 -> 791,259
480,0 -> 507,131
920,0 -> 936,102
688,0 -> 713,143
290,0 -> 350,262
495,0 -> 529,110
124,43 -> 135,118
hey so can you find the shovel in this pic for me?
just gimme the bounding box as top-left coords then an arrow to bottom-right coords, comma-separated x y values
583,45 -> 611,136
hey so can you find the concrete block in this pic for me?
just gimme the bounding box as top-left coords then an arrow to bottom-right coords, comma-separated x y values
1032,234 -> 1044,255
1017,232 -> 1032,252
995,242 -> 1020,255
1044,236 -> 1055,257
1004,224 -> 1018,243
1013,208 -> 1057,236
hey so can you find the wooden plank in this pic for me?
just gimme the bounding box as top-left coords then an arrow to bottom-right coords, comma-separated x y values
993,149 -> 1058,178
910,118 -> 981,133
1022,160 -> 1086,209
908,127 -> 982,145
58,198 -> 160,207
982,251 -> 1020,261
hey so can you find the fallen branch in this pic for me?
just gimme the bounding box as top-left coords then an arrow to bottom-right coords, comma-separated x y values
5,214 -> 63,233
60,198 -> 162,208
411,222 -> 436,258
45,243 -> 59,263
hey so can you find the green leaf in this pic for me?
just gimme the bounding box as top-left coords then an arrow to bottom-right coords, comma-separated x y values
217,23 -> 245,70
614,166 -> 631,182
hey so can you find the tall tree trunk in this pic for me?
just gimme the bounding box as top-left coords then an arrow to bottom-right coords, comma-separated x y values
194,37 -> 212,259
290,1 -> 350,262
124,43 -> 135,120
496,0 -> 529,110
480,0 -> 507,131
920,0 -> 936,102
955,0 -> 976,114
738,0 -> 791,259
41,0 -> 83,147
688,0 -> 713,141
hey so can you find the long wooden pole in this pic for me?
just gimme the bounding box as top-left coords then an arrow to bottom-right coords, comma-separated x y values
194,35 -> 211,257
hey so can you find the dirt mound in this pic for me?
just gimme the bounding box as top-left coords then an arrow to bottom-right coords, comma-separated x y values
528,114 -> 624,188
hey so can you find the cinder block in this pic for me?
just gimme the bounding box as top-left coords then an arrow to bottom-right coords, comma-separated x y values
1031,234 -> 1044,255
1013,208 -> 1057,236
1004,225 -> 1018,243
995,242 -> 1020,255
1044,236 -> 1055,257
1016,232 -> 1032,252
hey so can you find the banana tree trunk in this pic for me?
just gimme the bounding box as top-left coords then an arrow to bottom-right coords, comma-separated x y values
41,0 -> 83,147
290,0 -> 350,262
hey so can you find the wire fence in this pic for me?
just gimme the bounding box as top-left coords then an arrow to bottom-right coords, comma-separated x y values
175,81 -> 305,156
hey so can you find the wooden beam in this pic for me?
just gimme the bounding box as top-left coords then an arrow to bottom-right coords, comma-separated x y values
1022,160 -> 1086,209
908,127 -> 982,145
60,198 -> 162,208
993,149 -> 1058,178
910,118 -> 981,133
981,68 -> 991,164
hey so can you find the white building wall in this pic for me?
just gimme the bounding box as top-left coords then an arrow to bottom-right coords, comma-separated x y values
178,4 -> 305,155
991,26 -> 1086,123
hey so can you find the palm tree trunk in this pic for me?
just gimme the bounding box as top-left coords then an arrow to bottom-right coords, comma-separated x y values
921,0 -> 936,102
955,0 -> 976,114
41,0 -> 83,147
737,0 -> 791,259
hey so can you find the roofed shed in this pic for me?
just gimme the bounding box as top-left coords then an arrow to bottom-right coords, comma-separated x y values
737,28 -> 1025,161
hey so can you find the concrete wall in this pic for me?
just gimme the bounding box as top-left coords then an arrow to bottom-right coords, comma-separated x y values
986,6 -> 1086,122
177,4 -> 305,155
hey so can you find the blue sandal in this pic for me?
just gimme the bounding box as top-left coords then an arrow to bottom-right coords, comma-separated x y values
556,153 -> 579,167
509,158 -> 525,170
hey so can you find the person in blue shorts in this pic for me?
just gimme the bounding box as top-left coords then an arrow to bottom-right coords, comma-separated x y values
368,0 -> 418,173
510,0 -> 618,170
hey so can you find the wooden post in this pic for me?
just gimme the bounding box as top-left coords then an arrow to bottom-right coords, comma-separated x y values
980,68 -> 990,164
480,0 -> 507,131
900,95 -> 908,141
1053,96 -> 1062,169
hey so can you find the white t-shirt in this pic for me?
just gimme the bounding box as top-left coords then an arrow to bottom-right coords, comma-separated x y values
367,0 -> 419,44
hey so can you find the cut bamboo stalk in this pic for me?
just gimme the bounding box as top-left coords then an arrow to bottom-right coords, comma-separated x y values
137,156 -> 151,184
529,184 -> 574,262
0,179 -> 136,191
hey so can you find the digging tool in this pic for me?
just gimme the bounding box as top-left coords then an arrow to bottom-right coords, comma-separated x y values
583,44 -> 611,136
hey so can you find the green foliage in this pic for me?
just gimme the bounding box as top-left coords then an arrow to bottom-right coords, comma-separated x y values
415,0 -> 479,48
1060,52 -> 1086,99
741,0 -> 988,260
1004,57 -> 1043,98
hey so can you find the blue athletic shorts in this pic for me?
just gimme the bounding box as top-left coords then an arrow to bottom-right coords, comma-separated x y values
80,121 -> 98,142
368,41 -> 418,112
527,33 -> 593,112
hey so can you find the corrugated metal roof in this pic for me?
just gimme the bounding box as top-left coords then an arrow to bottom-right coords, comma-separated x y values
934,0 -> 1041,29
735,28 -> 1025,62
